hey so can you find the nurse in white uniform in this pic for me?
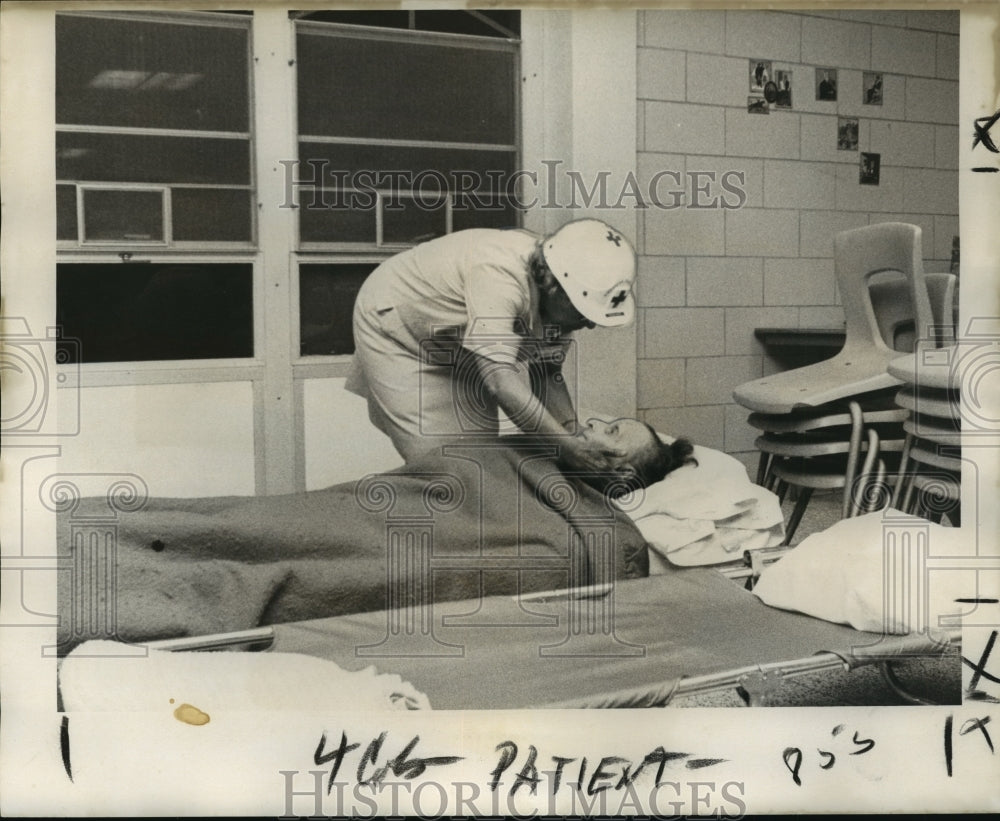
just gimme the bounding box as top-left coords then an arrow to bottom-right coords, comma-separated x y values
346,218 -> 637,467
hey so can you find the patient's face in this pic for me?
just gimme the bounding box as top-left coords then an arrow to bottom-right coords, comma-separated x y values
576,417 -> 657,466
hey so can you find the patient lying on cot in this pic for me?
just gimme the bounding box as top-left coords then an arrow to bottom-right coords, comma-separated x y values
554,416 -> 697,497
56,417 -> 696,650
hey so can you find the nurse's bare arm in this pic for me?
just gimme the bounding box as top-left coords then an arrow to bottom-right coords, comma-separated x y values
471,352 -> 606,471
535,361 -> 577,432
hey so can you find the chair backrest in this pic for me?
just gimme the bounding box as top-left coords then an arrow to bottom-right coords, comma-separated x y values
834,222 -> 933,355
924,272 -> 958,345
869,276 -> 915,352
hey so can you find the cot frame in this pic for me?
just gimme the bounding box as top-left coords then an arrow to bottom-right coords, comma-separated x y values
145,550 -> 962,708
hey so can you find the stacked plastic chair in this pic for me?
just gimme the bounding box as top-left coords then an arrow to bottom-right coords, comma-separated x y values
733,223 -> 934,544
887,273 -> 961,525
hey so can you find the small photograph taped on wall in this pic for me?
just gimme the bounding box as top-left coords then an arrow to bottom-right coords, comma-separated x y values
860,152 -> 881,185
774,69 -> 792,108
838,117 -> 859,150
863,71 -> 884,105
816,67 -> 837,101
747,96 -> 769,115
749,59 -> 771,92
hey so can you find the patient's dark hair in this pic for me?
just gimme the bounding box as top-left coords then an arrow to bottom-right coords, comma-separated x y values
628,425 -> 698,492
595,427 -> 697,499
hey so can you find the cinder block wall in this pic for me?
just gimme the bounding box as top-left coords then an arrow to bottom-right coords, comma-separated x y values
635,9 -> 959,471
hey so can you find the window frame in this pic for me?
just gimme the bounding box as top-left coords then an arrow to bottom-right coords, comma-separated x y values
54,9 -> 257,255
76,182 -> 170,246
47,7 -> 527,497
56,9 -> 523,381
292,18 -> 522,254
291,252 -> 392,372
55,250 -> 265,384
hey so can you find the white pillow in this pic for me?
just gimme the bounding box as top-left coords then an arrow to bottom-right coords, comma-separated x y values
617,437 -> 785,566
626,441 -> 779,523
753,509 -> 979,634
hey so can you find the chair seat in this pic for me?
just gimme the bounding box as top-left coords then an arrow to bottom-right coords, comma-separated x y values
733,347 -> 902,413
904,416 -> 961,444
756,424 -> 905,458
909,472 -> 961,500
888,347 -> 960,389
771,451 -> 902,490
909,443 -> 963,472
747,390 -> 906,432
894,384 -> 960,419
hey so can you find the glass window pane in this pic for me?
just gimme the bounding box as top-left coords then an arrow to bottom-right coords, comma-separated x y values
299,195 -> 377,244
414,10 -> 519,38
451,195 -> 520,232
171,188 -> 252,242
57,263 -> 254,363
382,196 -> 447,245
299,263 -> 379,355
57,184 -> 78,240
56,14 -> 249,132
297,142 -> 515,192
294,10 -> 413,30
82,189 -> 164,242
292,10 -> 519,37
297,31 -> 516,144
57,131 -> 250,185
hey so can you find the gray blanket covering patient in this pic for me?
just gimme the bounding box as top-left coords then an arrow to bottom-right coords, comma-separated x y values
56,438 -> 652,651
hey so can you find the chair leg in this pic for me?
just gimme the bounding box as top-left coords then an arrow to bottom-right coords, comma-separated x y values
848,428 -> 880,519
901,475 -> 918,515
868,458 -> 888,513
755,451 -> 771,486
775,479 -> 789,504
890,433 -> 914,510
841,401 -> 865,519
782,486 -> 814,546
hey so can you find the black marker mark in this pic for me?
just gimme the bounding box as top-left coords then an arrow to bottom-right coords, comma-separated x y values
511,745 -> 541,796
686,757 -> 727,769
963,630 -> 999,690
960,716 -> 994,753
588,756 -> 627,795
315,731 -> 360,794
61,716 -> 72,782
971,167 -> 999,173
552,755 -> 575,794
944,714 -> 954,777
356,732 -> 387,786
382,734 -> 463,781
955,597 -> 1000,603
850,731 -> 876,755
972,110 -> 1000,153
782,747 -> 803,786
489,741 -> 518,792
966,690 -> 1000,703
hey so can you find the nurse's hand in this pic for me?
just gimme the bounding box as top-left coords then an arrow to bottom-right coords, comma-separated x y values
561,418 -> 581,435
557,434 -> 612,475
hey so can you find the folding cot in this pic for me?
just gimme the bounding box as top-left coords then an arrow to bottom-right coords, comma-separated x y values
143,564 -> 962,709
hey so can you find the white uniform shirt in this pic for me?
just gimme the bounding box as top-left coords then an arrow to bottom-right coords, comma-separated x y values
355,228 -> 556,362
